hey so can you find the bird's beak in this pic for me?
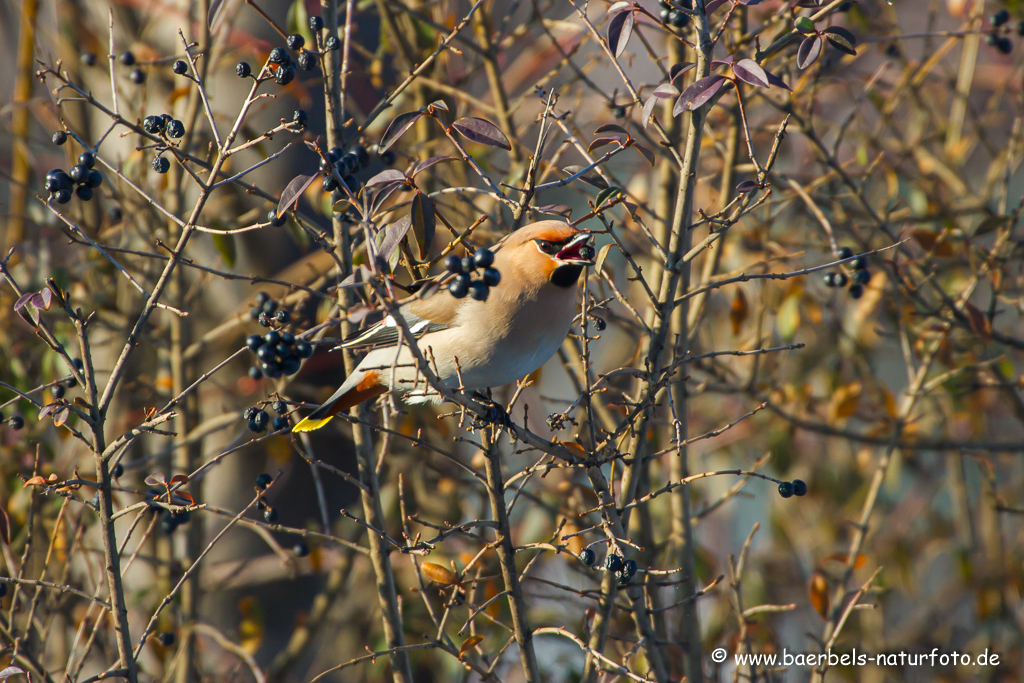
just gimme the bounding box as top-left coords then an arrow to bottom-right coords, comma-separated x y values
555,232 -> 595,265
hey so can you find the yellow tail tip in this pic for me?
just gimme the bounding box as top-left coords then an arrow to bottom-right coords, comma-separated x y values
292,416 -> 334,433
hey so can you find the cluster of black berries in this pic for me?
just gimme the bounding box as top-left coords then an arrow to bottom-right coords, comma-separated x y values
987,10 -> 1023,55
310,14 -> 342,52
658,0 -> 691,29
45,151 -> 103,204
445,249 -> 501,301
118,50 -> 147,85
320,145 -> 371,195
0,410 -> 25,431
242,401 -> 290,433
142,113 -> 186,174
824,247 -> 871,300
245,328 -> 313,380
255,473 -> 280,523
579,548 -> 639,586
778,479 -> 808,498
249,291 -> 290,327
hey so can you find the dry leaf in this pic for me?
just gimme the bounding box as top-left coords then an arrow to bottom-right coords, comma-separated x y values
808,572 -> 829,619
563,442 -> 588,459
421,562 -> 458,586
459,635 -> 484,658
24,475 -> 47,487
730,288 -> 748,336
829,381 -> 862,421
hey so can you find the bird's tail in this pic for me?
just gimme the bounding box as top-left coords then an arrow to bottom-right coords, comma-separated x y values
292,371 -> 387,433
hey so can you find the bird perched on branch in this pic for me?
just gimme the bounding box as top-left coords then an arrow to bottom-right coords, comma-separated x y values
292,221 -> 595,432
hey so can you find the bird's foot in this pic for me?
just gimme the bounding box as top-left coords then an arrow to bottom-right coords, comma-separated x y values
471,393 -> 512,429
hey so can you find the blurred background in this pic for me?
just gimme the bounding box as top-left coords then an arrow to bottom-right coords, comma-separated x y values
1,0 -> 1023,681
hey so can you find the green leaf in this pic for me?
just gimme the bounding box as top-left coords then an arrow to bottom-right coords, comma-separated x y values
211,232 -> 236,267
286,0 -> 313,49
595,186 -> 621,208
795,17 -> 816,33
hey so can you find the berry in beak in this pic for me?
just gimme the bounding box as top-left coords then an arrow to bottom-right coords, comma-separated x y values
556,233 -> 596,264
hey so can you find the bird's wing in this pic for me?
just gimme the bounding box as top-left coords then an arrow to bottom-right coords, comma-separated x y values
340,287 -> 464,349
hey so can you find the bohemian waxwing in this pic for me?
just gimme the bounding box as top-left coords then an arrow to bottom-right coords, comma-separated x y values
292,221 -> 594,432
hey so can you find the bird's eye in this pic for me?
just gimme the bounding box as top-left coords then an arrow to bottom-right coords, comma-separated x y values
536,240 -> 555,254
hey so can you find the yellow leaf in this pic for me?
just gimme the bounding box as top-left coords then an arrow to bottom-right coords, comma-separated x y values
777,293 -> 801,341
237,596 -> 265,654
485,580 -> 501,618
881,387 -> 897,418
729,288 -> 748,336
909,228 -> 954,257
459,635 -> 483,658
563,442 -> 587,459
829,381 -> 862,421
24,476 -> 47,487
421,562 -> 458,586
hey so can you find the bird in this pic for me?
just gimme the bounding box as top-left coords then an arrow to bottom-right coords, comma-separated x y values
292,220 -> 595,432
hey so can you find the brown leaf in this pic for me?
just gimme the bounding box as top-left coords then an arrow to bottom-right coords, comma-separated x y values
458,635 -> 483,658
410,191 -> 436,260
909,228 -> 954,257
822,553 -> 868,569
808,572 -> 829,619
178,491 -> 196,505
277,173 -> 317,217
169,474 -> 189,486
563,442 -> 588,459
421,562 -> 458,586
451,117 -> 511,150
964,302 -> 992,341
829,381 -> 862,421
24,476 -> 47,487
730,289 -> 748,336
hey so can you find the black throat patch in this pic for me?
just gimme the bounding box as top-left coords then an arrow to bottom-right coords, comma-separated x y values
551,264 -> 583,288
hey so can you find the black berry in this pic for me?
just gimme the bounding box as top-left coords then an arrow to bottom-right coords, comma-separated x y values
246,335 -> 263,351
86,170 -> 103,188
292,109 -> 308,128
158,632 -> 175,646
8,416 -> 24,430
468,281 -> 489,301
611,105 -> 626,119
267,210 -> 286,227
112,463 -> 124,478
996,37 -> 1013,55
461,256 -> 476,273
325,36 -> 340,51
152,156 -> 170,174
269,47 -> 288,64
272,416 -> 289,431
256,291 -> 270,306
579,548 -> 596,566
853,269 -> 871,285
992,9 -> 1010,26
52,384 -> 66,399
579,244 -> 596,260
848,283 -> 864,299
310,16 -> 324,31
119,51 -> 136,66
264,507 -> 279,523
379,149 -> 396,166
293,541 -> 310,557
53,188 -> 72,204
274,65 -> 295,85
262,298 -> 279,314
81,52 -> 97,66
837,246 -> 854,260
593,317 -> 607,331
778,481 -> 794,498
295,341 -> 313,358
172,59 -> 188,75
792,479 -> 808,496
605,554 -> 624,573
256,473 -> 273,489
287,34 -> 305,50
264,330 -> 281,345
166,120 -> 185,139
448,276 -> 470,299
236,61 -> 252,78
824,272 -> 838,287
482,267 -> 501,287
834,272 -> 849,288
70,165 -> 89,184
52,131 -> 67,146
130,68 -> 146,84
143,115 -> 164,134
75,185 -> 94,201
473,248 -> 494,269
248,366 -> 263,380
107,206 -> 123,223
272,401 -> 287,414
355,145 -> 369,168
275,310 -> 290,324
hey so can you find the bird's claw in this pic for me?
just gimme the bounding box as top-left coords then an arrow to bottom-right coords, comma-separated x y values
472,394 -> 512,429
